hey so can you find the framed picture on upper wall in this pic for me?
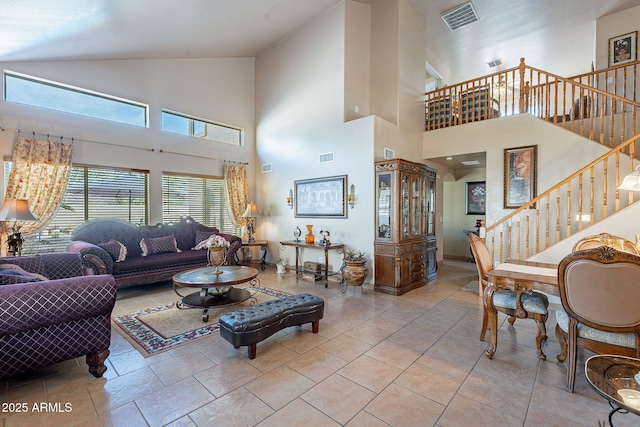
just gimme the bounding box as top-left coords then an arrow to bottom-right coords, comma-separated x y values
609,31 -> 637,67
465,181 -> 486,215
504,145 -> 537,209
294,175 -> 347,218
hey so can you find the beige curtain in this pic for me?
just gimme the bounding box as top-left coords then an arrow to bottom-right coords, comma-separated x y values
3,136 -> 73,234
224,165 -> 248,228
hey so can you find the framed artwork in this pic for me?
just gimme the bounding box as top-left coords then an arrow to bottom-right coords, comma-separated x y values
294,175 -> 347,218
504,145 -> 537,209
609,31 -> 637,67
465,181 -> 486,215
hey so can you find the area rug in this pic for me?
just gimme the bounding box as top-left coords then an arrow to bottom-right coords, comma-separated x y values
112,284 -> 292,357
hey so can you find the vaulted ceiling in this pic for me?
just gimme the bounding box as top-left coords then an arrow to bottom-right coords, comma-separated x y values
2,0 -> 640,83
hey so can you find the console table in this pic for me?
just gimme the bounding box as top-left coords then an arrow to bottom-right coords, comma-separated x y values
279,241 -> 344,287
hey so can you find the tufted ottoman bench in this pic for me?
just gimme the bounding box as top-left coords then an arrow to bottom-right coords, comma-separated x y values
219,293 -> 324,359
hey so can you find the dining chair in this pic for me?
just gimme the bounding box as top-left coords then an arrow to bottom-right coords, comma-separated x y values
572,232 -> 639,255
469,233 -> 550,360
556,247 -> 640,392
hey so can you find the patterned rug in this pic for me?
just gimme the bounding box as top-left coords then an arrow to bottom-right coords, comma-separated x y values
112,284 -> 292,357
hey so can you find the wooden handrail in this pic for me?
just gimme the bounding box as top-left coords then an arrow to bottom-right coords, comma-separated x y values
485,134 -> 640,264
425,58 -> 640,262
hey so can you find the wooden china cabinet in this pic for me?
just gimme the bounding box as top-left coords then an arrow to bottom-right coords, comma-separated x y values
374,158 -> 437,295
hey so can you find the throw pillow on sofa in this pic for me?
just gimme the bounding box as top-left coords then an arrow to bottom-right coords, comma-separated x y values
193,230 -> 217,250
140,235 -> 181,256
0,264 -> 48,285
98,239 -> 127,262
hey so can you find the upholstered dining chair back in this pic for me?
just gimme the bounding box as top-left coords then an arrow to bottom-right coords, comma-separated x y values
469,233 -> 493,291
572,232 -> 638,255
556,247 -> 640,392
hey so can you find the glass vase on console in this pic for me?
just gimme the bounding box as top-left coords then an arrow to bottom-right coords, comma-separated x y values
305,225 -> 315,244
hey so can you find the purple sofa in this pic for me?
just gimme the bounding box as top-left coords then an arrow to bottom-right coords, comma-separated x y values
66,217 -> 242,288
0,253 -> 117,378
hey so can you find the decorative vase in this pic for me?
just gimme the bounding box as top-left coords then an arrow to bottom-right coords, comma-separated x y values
342,259 -> 368,287
305,225 -> 315,244
207,246 -> 226,275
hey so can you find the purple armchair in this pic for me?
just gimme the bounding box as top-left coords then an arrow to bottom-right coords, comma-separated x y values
0,253 -> 117,378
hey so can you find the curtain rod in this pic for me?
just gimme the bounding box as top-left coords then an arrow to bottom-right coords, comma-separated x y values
0,127 -> 248,165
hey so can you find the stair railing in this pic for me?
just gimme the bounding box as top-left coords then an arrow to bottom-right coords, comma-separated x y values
484,134 -> 640,264
569,60 -> 640,103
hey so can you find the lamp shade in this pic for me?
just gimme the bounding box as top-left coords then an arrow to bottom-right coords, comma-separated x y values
241,202 -> 260,218
0,199 -> 38,221
618,167 -> 640,191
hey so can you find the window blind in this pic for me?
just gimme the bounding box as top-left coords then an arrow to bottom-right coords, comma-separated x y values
4,162 -> 149,254
162,173 -> 240,236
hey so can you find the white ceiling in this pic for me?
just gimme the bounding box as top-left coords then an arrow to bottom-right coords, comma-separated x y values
3,0 -> 640,82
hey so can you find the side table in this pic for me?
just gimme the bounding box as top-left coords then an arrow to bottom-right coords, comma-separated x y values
240,240 -> 268,271
585,354 -> 640,426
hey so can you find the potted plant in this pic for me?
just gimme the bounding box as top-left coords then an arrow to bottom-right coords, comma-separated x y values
341,249 -> 368,289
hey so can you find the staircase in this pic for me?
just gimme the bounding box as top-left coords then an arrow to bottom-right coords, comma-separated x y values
425,59 -> 640,263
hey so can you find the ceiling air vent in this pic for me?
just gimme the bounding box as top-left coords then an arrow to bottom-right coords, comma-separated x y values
441,2 -> 479,31
384,148 -> 395,159
261,163 -> 272,173
487,58 -> 503,68
319,152 -> 334,163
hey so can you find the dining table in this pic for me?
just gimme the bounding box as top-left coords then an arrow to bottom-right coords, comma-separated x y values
484,259 -> 559,360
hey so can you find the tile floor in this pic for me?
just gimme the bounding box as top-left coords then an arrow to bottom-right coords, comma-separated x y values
1,259 -> 634,426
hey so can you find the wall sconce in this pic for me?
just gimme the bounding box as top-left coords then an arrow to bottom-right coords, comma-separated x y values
618,165 -> 640,191
0,199 -> 38,256
347,184 -> 355,208
286,189 -> 294,209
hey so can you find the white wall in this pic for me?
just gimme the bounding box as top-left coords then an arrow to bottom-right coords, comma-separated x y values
595,5 -> 640,70
255,0 -> 429,283
0,58 -> 255,225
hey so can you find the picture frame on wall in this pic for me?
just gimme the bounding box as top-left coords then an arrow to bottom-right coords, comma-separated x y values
609,31 -> 637,67
294,175 -> 347,218
504,145 -> 537,209
465,181 -> 486,215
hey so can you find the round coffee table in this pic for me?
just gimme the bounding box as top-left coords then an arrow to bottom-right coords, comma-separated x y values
585,354 -> 640,426
172,266 -> 259,322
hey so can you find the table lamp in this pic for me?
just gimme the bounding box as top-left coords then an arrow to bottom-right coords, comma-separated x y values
0,199 -> 38,256
241,202 -> 260,242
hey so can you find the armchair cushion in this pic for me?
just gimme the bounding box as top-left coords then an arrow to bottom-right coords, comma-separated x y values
555,308 -> 637,349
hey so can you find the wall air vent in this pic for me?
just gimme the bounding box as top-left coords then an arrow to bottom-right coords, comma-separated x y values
261,163 -> 272,173
441,2 -> 479,31
384,148 -> 395,159
319,152 -> 334,163
487,58 -> 503,68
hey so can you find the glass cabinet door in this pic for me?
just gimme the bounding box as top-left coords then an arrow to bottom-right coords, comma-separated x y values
411,174 -> 422,236
427,178 -> 435,235
401,173 -> 410,238
377,173 -> 392,239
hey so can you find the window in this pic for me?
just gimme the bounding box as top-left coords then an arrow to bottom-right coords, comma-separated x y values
161,110 -> 243,145
4,70 -> 148,127
4,163 -> 149,254
162,173 -> 240,236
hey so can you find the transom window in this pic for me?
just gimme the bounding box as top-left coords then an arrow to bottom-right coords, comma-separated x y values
3,70 -> 148,127
161,110 -> 243,146
162,172 -> 240,236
